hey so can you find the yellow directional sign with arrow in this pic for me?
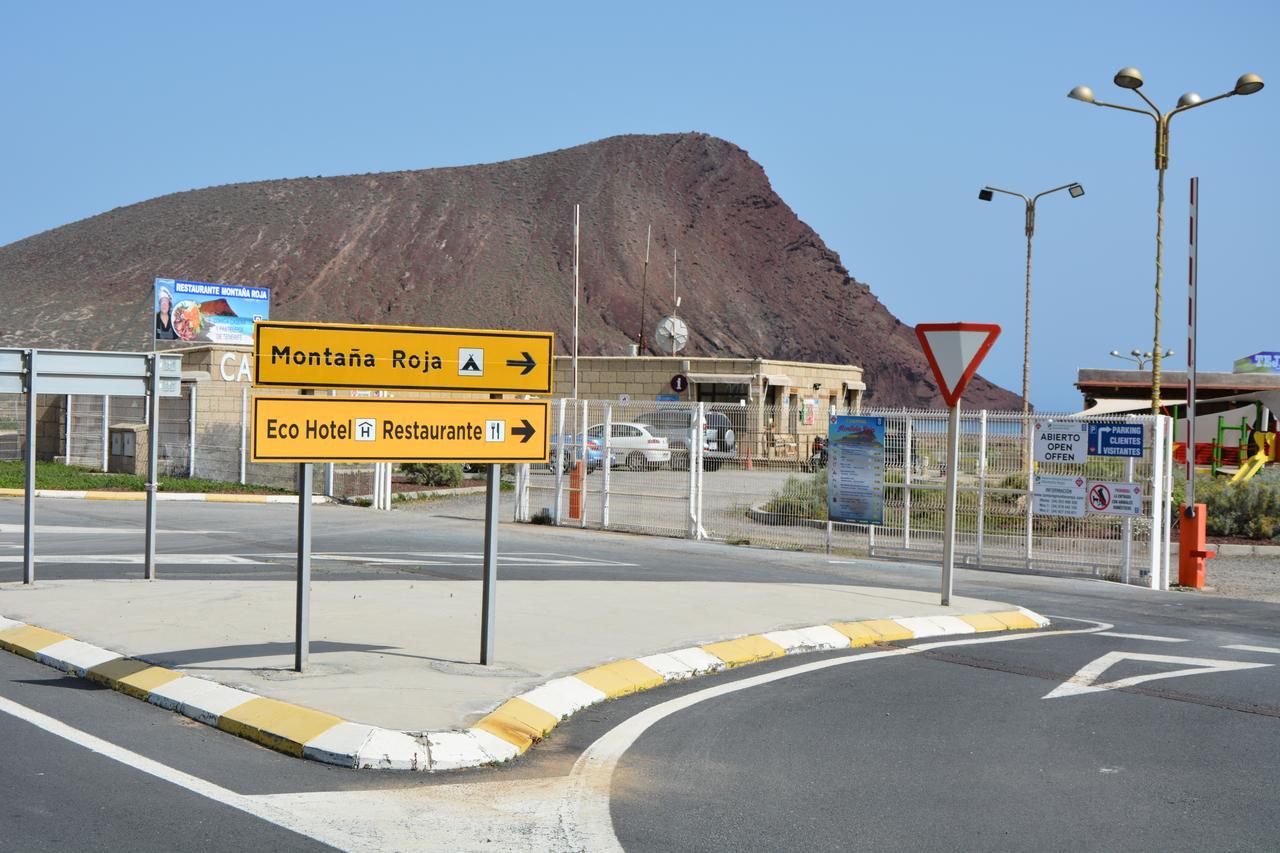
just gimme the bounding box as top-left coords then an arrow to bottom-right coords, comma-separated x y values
250,397 -> 550,463
253,321 -> 554,394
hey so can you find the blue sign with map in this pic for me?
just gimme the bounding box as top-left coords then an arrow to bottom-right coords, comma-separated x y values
1088,423 -> 1145,458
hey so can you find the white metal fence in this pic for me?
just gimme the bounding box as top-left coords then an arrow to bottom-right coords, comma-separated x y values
514,400 -> 1175,589
0,391 -> 387,501
0,390 -> 1177,586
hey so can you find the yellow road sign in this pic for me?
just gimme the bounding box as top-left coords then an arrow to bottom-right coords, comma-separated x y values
253,321 -> 554,394
250,397 -> 550,463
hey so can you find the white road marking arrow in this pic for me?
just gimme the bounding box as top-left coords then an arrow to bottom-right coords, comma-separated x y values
1043,651 -> 1271,699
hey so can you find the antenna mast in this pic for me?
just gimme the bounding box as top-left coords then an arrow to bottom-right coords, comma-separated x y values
638,225 -> 650,354
572,203 -> 580,400
671,250 -> 679,356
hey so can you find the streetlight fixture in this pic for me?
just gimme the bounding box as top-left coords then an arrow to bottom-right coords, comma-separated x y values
1069,67 -> 1264,413
1109,347 -> 1174,371
978,182 -> 1085,415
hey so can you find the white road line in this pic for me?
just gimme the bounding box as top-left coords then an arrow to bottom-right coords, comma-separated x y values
1096,631 -> 1188,643
1043,652 -> 1270,699
1223,644 -> 1280,655
307,552 -> 636,567
0,525 -> 222,536
0,555 -> 266,565
0,618 -> 1113,852
557,618 -> 1116,852
0,695 -> 362,850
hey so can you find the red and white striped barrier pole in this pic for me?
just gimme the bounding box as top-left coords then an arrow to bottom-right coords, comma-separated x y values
1179,176 -> 1212,589
1186,177 -> 1198,508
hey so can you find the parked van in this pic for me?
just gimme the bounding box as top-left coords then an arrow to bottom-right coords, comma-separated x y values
633,409 -> 737,470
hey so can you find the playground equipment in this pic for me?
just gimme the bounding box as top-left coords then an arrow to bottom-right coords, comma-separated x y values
1230,430 -> 1280,484
1172,402 -> 1277,480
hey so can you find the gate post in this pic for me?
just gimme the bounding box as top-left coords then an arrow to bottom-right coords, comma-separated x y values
695,402 -> 706,539
188,383 -> 197,478
101,395 -> 109,471
976,410 -> 988,566
601,403 -> 612,528
239,386 -> 248,485
579,399 -> 589,529
903,415 -> 912,550
1163,419 -> 1174,589
1024,413 -> 1035,569
1122,454 -> 1135,584
1149,416 -> 1166,590
553,397 -> 567,525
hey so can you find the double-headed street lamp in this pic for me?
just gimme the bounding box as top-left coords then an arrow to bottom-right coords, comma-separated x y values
1068,68 -> 1264,414
978,182 -> 1085,415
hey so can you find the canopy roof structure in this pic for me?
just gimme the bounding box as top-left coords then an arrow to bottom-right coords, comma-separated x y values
1074,368 -> 1280,417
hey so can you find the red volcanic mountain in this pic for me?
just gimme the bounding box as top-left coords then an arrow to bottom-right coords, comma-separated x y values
0,133 -> 1019,408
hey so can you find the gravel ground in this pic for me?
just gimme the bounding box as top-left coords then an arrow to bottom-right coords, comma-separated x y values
1201,553 -> 1280,603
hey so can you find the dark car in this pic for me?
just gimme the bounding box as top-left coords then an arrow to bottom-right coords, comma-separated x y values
633,409 -> 737,470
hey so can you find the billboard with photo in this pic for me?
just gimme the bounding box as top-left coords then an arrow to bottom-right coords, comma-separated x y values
154,278 -> 269,345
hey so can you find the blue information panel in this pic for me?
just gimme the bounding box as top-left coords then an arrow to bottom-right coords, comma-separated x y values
1087,423 -> 1145,458
827,416 -> 885,525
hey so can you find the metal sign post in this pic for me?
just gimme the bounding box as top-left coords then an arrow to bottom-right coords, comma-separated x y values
480,461 -> 500,665
295,462 -> 312,672
23,350 -> 37,585
940,402 -> 962,604
915,323 -> 1002,606
480,392 -> 502,665
144,353 -> 161,581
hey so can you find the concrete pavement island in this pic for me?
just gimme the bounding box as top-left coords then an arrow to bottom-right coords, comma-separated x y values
0,574 -> 1049,771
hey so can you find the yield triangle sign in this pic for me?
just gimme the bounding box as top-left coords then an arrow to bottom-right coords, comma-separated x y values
1042,651 -> 1269,699
915,323 -> 1001,407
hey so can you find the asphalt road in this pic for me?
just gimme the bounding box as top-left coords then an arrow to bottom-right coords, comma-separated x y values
2,496 -> 1278,851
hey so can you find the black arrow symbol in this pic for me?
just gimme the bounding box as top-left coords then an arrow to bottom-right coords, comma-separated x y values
512,419 -> 536,443
506,352 -> 537,376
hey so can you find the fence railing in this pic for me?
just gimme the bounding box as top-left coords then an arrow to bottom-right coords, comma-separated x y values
0,391 -> 1177,587
514,400 -> 1175,589
0,391 -> 389,501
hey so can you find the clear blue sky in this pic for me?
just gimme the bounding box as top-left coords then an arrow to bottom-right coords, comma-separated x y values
2,1 -> 1275,410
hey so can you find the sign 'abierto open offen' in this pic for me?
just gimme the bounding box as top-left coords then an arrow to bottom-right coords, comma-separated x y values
253,320 -> 554,394
251,397 -> 550,463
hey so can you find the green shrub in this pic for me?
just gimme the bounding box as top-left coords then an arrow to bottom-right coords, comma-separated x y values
764,472 -> 828,519
1197,470 -> 1280,540
401,463 -> 464,488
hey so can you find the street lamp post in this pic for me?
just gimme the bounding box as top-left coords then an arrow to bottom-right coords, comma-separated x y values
1068,69 -> 1264,414
978,182 -> 1085,415
1109,347 -> 1174,371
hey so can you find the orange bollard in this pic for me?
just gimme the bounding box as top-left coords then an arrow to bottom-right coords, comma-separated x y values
1178,503 -> 1214,589
568,459 -> 584,519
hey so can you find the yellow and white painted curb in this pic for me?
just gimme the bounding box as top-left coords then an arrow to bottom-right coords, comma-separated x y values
0,607 -> 1049,771
0,488 -> 326,504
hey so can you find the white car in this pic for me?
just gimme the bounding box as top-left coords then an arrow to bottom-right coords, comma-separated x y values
587,422 -> 672,470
